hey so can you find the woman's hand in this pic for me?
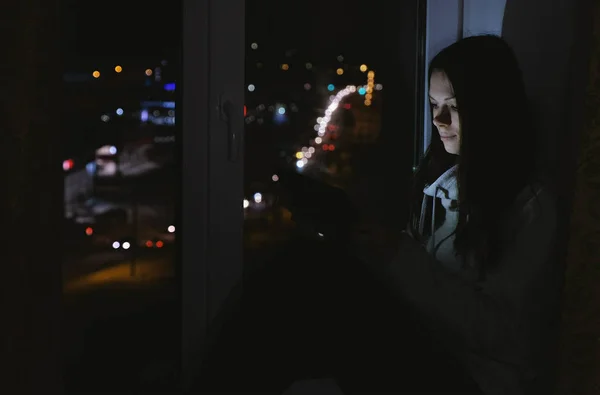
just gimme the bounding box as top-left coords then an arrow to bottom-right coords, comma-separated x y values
273,170 -> 359,240
272,168 -> 409,264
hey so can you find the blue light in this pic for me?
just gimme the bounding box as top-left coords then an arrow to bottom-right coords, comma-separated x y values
164,82 -> 175,91
273,108 -> 287,124
140,109 -> 149,122
358,87 -> 366,95
141,100 -> 176,109
274,116 -> 286,125
116,108 -> 124,115
85,162 -> 96,175
327,84 -> 335,91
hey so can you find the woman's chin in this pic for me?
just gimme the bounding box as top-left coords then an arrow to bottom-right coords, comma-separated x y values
443,142 -> 460,155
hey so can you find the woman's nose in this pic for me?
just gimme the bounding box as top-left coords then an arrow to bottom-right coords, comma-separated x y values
433,107 -> 451,127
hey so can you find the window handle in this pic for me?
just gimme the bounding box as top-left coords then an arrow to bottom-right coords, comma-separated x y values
217,95 -> 239,162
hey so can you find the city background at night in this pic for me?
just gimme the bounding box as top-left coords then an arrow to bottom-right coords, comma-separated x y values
0,0 -> 590,392
61,0 -> 403,392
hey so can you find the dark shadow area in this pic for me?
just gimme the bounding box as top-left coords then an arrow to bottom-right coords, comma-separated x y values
63,281 -> 179,392
503,0 -> 597,393
199,236 -> 481,394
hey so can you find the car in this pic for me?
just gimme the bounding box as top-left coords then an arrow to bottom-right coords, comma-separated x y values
110,236 -> 135,251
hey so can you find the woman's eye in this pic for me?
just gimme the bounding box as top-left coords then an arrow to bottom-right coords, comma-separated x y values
430,103 -> 438,109
451,105 -> 459,111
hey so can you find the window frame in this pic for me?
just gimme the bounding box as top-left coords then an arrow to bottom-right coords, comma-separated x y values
181,0 -> 245,388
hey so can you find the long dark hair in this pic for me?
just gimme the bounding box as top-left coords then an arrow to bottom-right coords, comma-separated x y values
409,35 -> 536,275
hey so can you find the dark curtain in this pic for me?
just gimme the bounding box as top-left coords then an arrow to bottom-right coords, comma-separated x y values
558,1 -> 600,394
1,0 -> 63,392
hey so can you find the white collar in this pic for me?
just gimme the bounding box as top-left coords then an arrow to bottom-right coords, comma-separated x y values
423,165 -> 458,201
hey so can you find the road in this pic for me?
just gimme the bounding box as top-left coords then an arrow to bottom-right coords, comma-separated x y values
63,247 -> 175,288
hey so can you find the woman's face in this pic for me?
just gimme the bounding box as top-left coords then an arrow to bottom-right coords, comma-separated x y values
429,70 -> 460,155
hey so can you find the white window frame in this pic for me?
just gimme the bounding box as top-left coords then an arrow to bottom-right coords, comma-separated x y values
181,0 -> 245,387
422,0 -> 464,154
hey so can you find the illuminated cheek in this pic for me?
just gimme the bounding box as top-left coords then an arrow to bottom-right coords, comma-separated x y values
453,114 -> 460,133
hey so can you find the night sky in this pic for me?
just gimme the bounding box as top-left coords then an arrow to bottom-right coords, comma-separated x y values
64,0 -> 384,63
63,0 -> 180,58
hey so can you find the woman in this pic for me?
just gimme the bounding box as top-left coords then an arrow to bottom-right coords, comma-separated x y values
198,35 -> 560,395
356,35 -> 561,394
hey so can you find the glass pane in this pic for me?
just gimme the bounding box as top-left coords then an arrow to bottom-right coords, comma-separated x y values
243,1 -> 422,265
62,0 -> 181,392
